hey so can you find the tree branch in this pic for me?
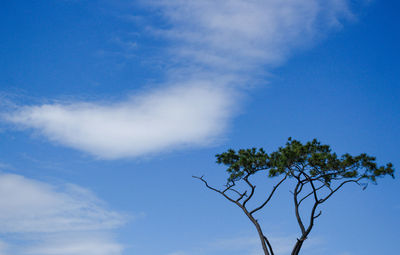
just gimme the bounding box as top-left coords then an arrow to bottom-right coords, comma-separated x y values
293,180 -> 306,235
235,190 -> 248,202
302,172 -> 319,203
243,176 -> 256,207
298,184 -> 324,205
192,176 -> 237,204
313,210 -> 322,219
250,174 -> 288,215
304,199 -> 319,238
319,177 -> 363,203
193,175 -> 275,255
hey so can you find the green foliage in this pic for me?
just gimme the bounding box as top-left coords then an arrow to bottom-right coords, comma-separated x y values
216,138 -> 394,184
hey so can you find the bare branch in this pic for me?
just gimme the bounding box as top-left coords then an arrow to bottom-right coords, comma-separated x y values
316,179 -> 333,192
320,177 -> 363,203
235,190 -> 248,202
193,176 -> 274,255
298,184 -> 325,205
297,182 -> 305,194
250,174 -> 288,215
192,176 -> 237,204
293,180 -> 306,235
229,187 -> 246,196
222,183 -> 235,193
243,176 -> 256,207
313,210 -> 322,219
304,199 -> 319,238
301,172 -> 319,203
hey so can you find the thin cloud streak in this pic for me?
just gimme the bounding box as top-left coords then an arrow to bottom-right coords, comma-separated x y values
0,173 -> 126,255
25,234 -> 123,255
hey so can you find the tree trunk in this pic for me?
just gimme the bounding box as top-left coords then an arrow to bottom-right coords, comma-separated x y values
291,239 -> 304,255
253,219 -> 270,255
245,212 -> 272,255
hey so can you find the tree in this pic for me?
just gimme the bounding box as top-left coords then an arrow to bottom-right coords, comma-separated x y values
193,138 -> 394,255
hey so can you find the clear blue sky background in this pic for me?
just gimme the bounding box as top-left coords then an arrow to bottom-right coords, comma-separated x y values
0,1 -> 399,255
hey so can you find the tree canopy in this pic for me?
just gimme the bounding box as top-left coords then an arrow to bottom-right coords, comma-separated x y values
194,138 -> 394,255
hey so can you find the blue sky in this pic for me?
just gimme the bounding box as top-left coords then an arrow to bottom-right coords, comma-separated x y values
0,0 -> 399,255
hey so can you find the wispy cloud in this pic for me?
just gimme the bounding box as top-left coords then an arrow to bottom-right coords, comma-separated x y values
150,0 -> 353,73
4,0 -> 355,159
0,173 -> 126,255
4,83 -> 235,159
24,234 -> 123,255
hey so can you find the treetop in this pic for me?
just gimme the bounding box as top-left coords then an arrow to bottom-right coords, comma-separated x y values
216,138 -> 394,184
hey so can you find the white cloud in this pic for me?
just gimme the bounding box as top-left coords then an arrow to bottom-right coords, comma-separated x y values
4,0 -> 356,159
150,0 -> 353,73
5,83 -> 235,159
0,173 -> 125,255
